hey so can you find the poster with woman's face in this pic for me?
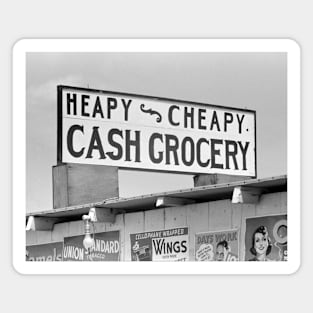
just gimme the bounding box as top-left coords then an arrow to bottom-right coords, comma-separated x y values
245,214 -> 287,261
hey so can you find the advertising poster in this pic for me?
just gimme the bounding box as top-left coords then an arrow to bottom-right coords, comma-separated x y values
63,231 -> 120,261
195,229 -> 239,261
26,242 -> 63,261
245,214 -> 287,261
130,227 -> 189,261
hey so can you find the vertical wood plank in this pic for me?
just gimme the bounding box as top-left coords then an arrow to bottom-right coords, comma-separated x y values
144,208 -> 165,231
256,193 -> 281,216
164,206 -> 188,261
186,203 -> 209,261
93,222 -> 106,233
240,204 -> 256,261
106,213 -> 125,261
164,205 -> 187,229
231,203 -> 242,260
208,200 -> 232,231
231,203 -> 242,230
51,223 -> 69,242
124,212 -> 144,261
26,231 -> 37,245
68,221 -> 84,237
280,192 -> 287,214
35,231 -> 52,244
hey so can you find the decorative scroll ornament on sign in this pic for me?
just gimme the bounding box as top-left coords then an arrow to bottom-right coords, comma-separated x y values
140,104 -> 162,123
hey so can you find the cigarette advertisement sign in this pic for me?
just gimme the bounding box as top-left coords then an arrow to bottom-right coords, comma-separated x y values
26,242 -> 63,261
195,229 -> 239,261
245,214 -> 287,261
58,86 -> 256,176
130,227 -> 189,261
63,231 -> 120,261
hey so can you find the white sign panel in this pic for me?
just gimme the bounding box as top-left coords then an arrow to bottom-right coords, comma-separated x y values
58,86 -> 256,176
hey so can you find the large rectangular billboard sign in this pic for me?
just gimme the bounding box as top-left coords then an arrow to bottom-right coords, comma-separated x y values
58,86 -> 256,176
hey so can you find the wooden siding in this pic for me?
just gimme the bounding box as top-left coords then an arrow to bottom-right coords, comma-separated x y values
27,191 -> 287,261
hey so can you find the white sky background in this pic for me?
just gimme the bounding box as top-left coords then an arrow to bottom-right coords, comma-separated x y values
26,52 -> 287,213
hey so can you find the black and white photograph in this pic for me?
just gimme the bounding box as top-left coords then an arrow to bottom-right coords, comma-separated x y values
13,39 -> 300,274
3,1 -> 313,312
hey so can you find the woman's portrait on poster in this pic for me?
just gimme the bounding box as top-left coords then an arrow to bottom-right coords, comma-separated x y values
249,226 -> 273,261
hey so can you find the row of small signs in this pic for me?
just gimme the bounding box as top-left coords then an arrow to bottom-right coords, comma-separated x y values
26,214 -> 287,262
26,231 -> 121,262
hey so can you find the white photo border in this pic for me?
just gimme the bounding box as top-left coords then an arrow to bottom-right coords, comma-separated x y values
13,39 -> 300,275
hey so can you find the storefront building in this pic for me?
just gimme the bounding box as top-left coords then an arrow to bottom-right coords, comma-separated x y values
26,174 -> 287,262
